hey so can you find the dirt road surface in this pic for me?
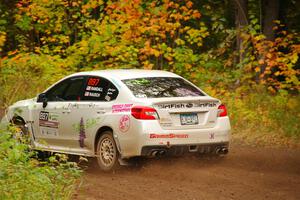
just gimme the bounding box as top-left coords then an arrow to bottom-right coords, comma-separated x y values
74,143 -> 300,200
1,110 -> 298,199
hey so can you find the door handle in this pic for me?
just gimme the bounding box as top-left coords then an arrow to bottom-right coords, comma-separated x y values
62,109 -> 71,114
96,109 -> 106,114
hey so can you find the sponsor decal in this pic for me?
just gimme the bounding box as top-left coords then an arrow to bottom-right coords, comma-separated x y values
39,111 -> 59,128
186,103 -> 193,108
79,117 -> 86,148
105,95 -> 111,101
157,102 -> 217,109
72,117 -> 102,132
119,115 -> 130,132
136,94 -> 147,98
39,111 -> 59,136
105,88 -> 117,101
107,88 -> 116,93
149,133 -> 189,139
112,104 -> 133,113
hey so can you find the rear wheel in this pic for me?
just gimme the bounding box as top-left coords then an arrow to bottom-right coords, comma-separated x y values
96,131 -> 120,171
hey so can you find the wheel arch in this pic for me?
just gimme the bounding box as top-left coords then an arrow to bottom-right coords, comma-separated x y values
11,115 -> 26,125
94,126 -> 117,154
10,115 -> 30,136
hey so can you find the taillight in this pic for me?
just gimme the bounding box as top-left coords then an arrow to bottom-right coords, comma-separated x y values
131,106 -> 159,120
218,104 -> 227,117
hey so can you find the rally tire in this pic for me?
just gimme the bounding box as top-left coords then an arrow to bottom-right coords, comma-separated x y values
96,131 -> 120,171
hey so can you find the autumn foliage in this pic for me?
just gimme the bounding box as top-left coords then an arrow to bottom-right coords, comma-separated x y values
244,21 -> 300,91
0,0 -> 299,140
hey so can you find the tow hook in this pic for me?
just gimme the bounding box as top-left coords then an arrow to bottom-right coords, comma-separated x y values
166,141 -> 171,148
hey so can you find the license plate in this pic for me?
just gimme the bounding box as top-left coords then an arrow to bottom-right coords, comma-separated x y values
180,113 -> 198,125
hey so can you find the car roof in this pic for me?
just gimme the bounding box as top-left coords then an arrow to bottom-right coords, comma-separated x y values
68,69 -> 180,80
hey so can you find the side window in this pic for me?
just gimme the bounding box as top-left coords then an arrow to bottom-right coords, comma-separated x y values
46,77 -> 85,102
63,77 -> 85,101
46,80 -> 69,102
82,76 -> 119,101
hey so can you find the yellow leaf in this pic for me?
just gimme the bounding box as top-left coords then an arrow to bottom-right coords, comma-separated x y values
267,86 -> 276,93
258,59 -> 264,64
186,1 -> 193,8
153,49 -> 160,57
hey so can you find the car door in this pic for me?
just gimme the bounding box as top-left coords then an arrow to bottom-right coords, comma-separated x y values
53,76 -> 87,150
58,76 -> 119,152
31,76 -> 86,150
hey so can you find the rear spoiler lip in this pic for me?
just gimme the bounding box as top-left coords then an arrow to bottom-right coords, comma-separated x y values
147,96 -> 220,104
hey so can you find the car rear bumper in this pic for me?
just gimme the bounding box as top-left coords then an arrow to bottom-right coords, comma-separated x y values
119,117 -> 231,158
141,142 -> 229,156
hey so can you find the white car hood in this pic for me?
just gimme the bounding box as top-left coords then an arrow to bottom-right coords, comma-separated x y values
10,98 -> 36,108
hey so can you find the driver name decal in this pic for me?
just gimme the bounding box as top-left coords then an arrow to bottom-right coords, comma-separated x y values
84,91 -> 101,97
86,86 -> 103,92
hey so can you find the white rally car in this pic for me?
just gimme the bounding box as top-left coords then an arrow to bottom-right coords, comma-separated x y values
2,70 -> 231,170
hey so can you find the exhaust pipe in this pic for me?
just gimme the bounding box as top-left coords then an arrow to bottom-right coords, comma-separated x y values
221,147 -> 228,154
215,147 -> 221,155
158,150 -> 166,156
151,150 -> 158,157
150,150 -> 166,157
215,147 -> 228,155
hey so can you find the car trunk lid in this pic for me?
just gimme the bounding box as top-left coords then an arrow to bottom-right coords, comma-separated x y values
151,97 -> 220,130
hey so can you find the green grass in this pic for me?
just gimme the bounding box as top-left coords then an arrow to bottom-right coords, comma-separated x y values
224,89 -> 300,147
0,124 -> 82,200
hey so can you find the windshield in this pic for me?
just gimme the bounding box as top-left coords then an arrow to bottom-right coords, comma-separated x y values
122,77 -> 205,98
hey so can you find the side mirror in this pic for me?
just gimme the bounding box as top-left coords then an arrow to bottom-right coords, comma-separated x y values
37,93 -> 48,108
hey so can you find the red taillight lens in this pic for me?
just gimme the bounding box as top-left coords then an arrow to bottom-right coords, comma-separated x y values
131,106 -> 159,120
218,104 -> 227,117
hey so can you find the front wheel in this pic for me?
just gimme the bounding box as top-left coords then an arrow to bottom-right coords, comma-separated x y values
11,118 -> 30,144
96,131 -> 120,171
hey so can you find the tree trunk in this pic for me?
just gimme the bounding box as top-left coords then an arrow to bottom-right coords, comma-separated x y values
257,0 -> 280,82
234,0 -> 248,63
262,0 -> 279,41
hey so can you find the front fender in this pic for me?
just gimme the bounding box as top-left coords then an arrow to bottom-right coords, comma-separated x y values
2,98 -> 36,124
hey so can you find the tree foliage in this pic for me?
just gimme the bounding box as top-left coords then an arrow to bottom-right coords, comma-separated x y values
0,0 -> 299,140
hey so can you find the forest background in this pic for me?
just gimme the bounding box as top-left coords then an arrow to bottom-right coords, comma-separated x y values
0,0 -> 299,198
0,0 -> 299,144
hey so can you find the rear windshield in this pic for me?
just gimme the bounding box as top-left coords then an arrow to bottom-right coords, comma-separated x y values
122,77 -> 205,98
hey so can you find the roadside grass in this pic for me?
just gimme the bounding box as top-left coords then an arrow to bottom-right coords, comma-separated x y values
220,88 -> 300,147
0,124 -> 82,200
204,85 -> 300,147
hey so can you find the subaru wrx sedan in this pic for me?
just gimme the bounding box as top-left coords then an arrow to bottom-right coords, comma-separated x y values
2,70 -> 231,171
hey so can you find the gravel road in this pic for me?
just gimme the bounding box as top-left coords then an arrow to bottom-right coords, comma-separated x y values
74,143 -> 300,200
